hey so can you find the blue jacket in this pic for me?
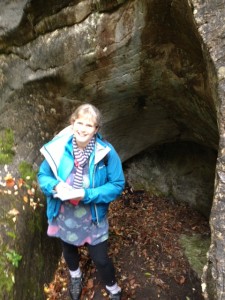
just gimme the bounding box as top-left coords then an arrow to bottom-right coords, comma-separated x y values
38,126 -> 125,223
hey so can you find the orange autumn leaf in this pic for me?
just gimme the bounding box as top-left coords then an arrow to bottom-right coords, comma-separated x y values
4,174 -> 15,188
6,179 -> 15,187
18,178 -> 25,188
27,189 -> 33,195
87,279 -> 94,289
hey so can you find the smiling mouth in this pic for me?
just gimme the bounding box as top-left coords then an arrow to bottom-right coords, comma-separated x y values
77,132 -> 87,137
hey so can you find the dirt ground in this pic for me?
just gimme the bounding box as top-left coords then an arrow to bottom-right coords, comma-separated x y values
44,187 -> 210,300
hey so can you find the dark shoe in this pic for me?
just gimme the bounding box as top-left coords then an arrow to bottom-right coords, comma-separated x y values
69,276 -> 82,300
109,291 -> 122,300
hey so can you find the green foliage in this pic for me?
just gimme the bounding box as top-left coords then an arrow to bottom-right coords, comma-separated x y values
0,128 -> 15,164
0,256 -> 14,297
5,250 -> 22,268
0,209 -> 22,297
0,236 -> 22,298
6,231 -> 16,239
18,161 -> 37,182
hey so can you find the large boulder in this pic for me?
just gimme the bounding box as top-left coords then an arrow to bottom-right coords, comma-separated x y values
0,0 -> 223,298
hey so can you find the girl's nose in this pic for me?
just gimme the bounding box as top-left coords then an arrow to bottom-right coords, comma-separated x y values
80,124 -> 86,131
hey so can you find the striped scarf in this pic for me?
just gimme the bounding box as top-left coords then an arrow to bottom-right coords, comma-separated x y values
72,136 -> 95,189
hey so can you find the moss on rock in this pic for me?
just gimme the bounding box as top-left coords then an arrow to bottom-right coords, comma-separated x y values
0,195 -> 22,300
0,128 -> 15,164
179,234 -> 210,278
18,161 -> 37,182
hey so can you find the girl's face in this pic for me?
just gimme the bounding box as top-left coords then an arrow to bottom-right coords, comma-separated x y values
73,114 -> 98,149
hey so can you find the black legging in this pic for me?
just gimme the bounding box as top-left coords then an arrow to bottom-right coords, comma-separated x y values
62,240 -> 116,287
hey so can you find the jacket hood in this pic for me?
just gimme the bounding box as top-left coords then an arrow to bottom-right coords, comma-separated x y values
40,126 -> 73,179
40,126 -> 110,179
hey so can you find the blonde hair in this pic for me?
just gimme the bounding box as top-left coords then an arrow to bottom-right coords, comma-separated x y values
70,103 -> 102,128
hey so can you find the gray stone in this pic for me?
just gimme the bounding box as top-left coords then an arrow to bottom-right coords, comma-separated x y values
124,141 -> 217,218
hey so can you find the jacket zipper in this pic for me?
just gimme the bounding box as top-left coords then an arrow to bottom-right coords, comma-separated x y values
92,164 -> 99,225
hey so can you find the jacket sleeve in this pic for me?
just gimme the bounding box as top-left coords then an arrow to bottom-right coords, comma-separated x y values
38,159 -> 60,196
82,145 -> 125,204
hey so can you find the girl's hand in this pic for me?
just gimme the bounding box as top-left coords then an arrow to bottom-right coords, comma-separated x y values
53,184 -> 85,201
54,181 -> 72,193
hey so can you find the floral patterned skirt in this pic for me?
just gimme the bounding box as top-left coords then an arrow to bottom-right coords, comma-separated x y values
47,201 -> 109,246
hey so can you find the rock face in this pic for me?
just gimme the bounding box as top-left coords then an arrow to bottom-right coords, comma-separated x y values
0,0 -> 218,162
0,0 -> 223,299
192,1 -> 225,299
124,141 -> 217,219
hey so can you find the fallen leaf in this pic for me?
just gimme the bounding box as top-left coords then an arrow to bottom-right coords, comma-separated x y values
27,189 -> 34,195
7,208 -> 19,216
175,275 -> 186,285
5,178 -> 15,188
44,285 -> 50,294
87,279 -> 94,289
23,195 -> 28,203
18,178 -> 25,188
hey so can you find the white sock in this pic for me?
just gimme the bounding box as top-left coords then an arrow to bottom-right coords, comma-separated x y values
106,283 -> 121,294
69,267 -> 82,278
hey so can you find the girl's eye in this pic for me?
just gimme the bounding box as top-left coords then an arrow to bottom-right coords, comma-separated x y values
75,122 -> 94,128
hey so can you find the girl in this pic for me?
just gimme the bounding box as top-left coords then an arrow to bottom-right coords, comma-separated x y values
38,103 -> 125,300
